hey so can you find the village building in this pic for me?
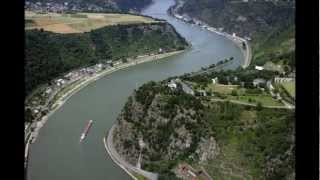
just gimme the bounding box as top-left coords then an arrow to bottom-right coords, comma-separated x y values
173,79 -> 195,95
274,77 -> 294,83
266,80 -> 274,91
255,65 -> 264,71
180,82 -> 195,95
168,80 -> 177,90
253,78 -> 266,87
212,77 -> 218,84
197,90 -> 207,96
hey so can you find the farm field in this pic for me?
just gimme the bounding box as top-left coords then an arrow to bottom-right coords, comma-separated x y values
280,81 -> 295,98
206,84 -> 239,94
229,95 -> 283,107
25,11 -> 159,33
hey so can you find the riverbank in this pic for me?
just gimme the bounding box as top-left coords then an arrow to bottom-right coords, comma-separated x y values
168,0 -> 252,69
103,127 -> 138,180
104,125 -> 158,180
24,50 -> 186,170
103,124 -> 158,180
29,50 -> 184,143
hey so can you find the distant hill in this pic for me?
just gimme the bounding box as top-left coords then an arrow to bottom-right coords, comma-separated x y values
25,22 -> 188,97
177,0 -> 295,68
178,0 -> 295,37
26,0 -> 153,12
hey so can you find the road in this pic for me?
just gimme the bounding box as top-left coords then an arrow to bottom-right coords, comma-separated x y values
104,125 -> 158,180
241,39 -> 252,69
209,98 -> 295,109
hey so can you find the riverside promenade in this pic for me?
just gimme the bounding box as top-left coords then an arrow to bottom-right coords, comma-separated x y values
104,125 -> 158,180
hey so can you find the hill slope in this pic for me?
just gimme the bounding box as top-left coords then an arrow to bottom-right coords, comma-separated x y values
176,0 -> 295,68
112,74 -> 295,179
25,22 -> 188,97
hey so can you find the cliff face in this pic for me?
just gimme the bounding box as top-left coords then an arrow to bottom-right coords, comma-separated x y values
113,81 -> 219,168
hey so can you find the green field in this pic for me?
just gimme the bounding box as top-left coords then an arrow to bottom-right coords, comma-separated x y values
229,95 -> 283,107
206,84 -> 239,94
25,11 -> 159,33
280,82 -> 295,98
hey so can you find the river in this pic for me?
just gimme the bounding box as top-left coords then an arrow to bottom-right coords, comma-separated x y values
27,0 -> 244,179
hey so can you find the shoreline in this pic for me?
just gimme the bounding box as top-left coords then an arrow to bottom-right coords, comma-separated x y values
168,1 -> 252,69
29,50 -> 185,143
103,130 -> 138,180
24,50 -> 186,171
104,124 -> 158,180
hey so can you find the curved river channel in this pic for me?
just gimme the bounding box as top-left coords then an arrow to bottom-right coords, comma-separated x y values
27,0 -> 244,179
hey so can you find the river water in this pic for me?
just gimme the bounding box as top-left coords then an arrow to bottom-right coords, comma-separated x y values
27,0 -> 244,179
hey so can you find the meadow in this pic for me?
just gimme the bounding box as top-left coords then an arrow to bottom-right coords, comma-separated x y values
25,11 -> 158,33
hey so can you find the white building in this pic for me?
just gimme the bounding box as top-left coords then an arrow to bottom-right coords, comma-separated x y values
56,79 -> 65,86
255,66 -> 264,71
197,90 -> 207,96
266,80 -> 274,90
168,80 -> 177,90
113,61 -> 122,66
212,77 -> 219,84
253,78 -> 266,87
274,77 -> 294,83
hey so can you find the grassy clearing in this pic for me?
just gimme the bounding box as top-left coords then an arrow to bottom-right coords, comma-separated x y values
263,61 -> 284,73
280,81 -> 295,98
229,95 -> 283,106
239,110 -> 257,125
132,172 -> 148,180
25,11 -> 158,33
206,84 -> 239,94
202,138 -> 255,180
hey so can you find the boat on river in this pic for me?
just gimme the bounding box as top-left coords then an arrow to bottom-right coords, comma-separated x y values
80,120 -> 93,143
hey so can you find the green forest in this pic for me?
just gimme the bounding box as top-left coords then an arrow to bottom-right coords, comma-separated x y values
25,22 -> 188,97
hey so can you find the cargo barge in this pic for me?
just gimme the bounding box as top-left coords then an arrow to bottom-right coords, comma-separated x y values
80,120 -> 93,143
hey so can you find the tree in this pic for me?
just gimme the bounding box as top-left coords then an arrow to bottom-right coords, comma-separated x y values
256,102 -> 263,111
231,90 -> 238,96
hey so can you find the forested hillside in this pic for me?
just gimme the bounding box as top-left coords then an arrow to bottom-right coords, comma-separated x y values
177,0 -> 295,68
113,75 -> 295,179
25,22 -> 188,97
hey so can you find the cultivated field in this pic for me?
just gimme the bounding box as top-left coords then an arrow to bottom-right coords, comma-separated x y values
206,84 -> 239,94
25,11 -> 159,33
280,81 -> 295,98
